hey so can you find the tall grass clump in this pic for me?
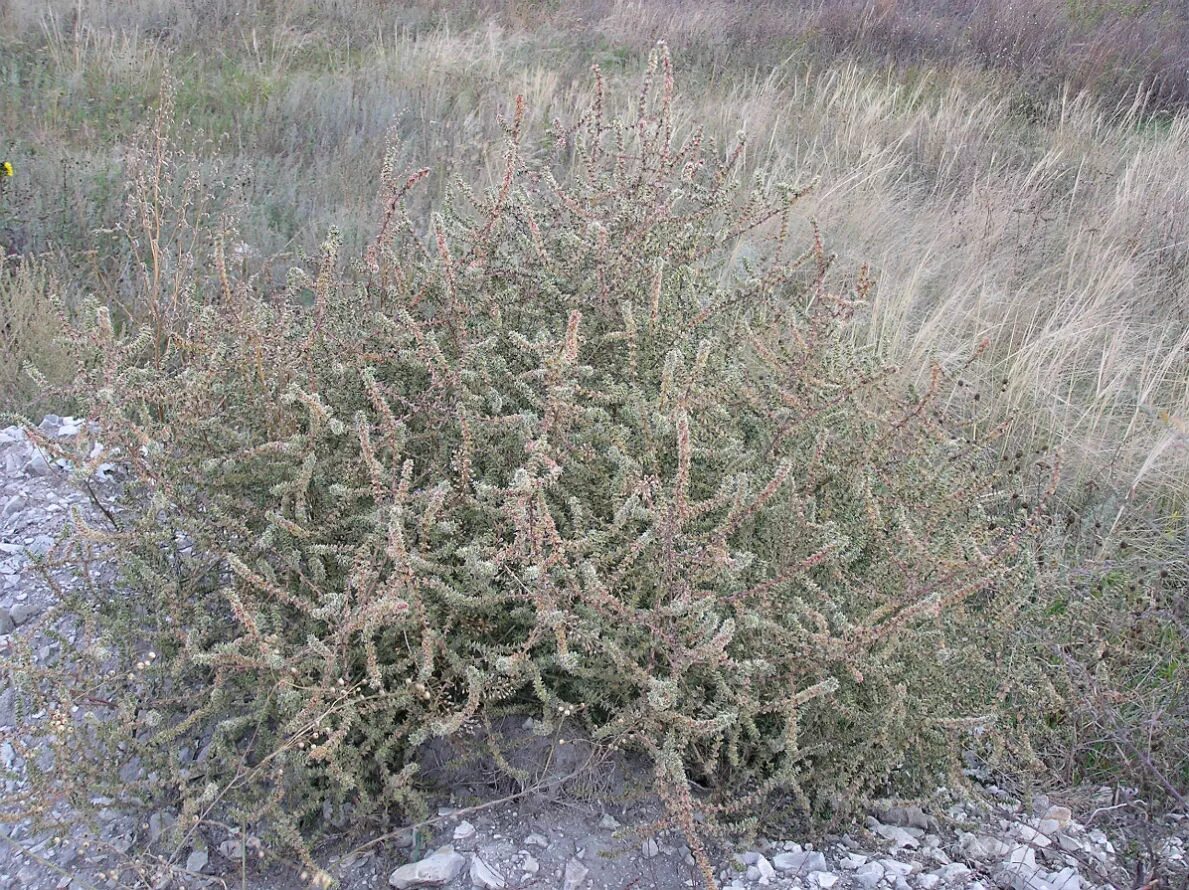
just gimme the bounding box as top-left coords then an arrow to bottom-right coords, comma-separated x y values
6,49 -> 1056,886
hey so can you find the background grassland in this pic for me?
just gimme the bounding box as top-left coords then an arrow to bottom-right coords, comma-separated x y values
3,0 -> 1188,505
0,0 -> 1187,805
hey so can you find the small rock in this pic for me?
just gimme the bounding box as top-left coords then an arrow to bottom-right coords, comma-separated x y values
453,820 -> 476,842
1014,824 -> 1051,848
960,833 -> 1012,860
9,603 -> 38,627
563,858 -> 589,890
0,608 -> 14,635
1057,834 -> 1082,854
916,876 -> 940,890
25,451 -> 52,477
470,855 -> 505,890
854,862 -> 885,889
27,535 -> 53,555
1006,845 -> 1038,869
521,854 -> 539,875
389,846 -> 466,889
873,823 -> 920,849
218,839 -> 244,860
1047,866 -> 1081,890
876,805 -> 934,831
880,859 -> 914,877
773,851 -> 828,874
839,854 -> 868,869
1,495 -> 27,518
524,833 -> 549,848
148,811 -> 176,842
1043,806 -> 1072,829
1087,829 -> 1113,853
1001,864 -> 1055,890
642,838 -> 660,859
1037,819 -> 1061,836
755,855 -> 776,883
185,849 -> 209,874
811,872 -> 839,889
933,863 -> 971,881
599,814 -> 620,830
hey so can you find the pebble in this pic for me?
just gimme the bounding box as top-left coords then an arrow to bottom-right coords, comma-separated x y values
754,854 -> 776,883
1057,833 -> 1082,853
563,858 -> 589,890
25,451 -> 52,477
854,862 -> 885,889
524,833 -> 549,848
1006,845 -> 1038,869
185,849 -> 209,874
389,846 -> 466,889
1044,805 -> 1072,829
642,838 -> 660,859
773,850 -> 828,874
9,602 -> 38,626
873,822 -> 920,849
1048,866 -> 1081,890
933,863 -> 971,880
1014,823 -> 1052,847
875,805 -> 934,831
880,859 -> 914,877
960,833 -> 1013,859
0,496 -> 26,518
469,855 -> 505,889
453,820 -> 476,841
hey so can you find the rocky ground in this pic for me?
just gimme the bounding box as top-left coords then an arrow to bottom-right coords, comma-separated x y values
1,417 -> 1185,890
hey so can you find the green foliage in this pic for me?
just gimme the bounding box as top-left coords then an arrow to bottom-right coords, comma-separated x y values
20,48 -> 1052,884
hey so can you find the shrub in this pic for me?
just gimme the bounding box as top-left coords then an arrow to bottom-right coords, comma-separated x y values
10,47 -> 1053,886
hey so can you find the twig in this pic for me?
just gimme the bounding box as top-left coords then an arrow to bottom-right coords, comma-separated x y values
82,476 -> 121,532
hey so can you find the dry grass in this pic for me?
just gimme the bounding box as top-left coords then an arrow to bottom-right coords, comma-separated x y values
3,0 -> 1185,506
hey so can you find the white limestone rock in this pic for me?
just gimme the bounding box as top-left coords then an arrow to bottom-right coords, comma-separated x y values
389,846 -> 466,889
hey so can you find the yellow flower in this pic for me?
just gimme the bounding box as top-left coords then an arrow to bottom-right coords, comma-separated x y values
1,162 -> 12,177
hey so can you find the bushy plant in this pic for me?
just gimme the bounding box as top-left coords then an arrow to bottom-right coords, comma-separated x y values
9,47 -> 1055,886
